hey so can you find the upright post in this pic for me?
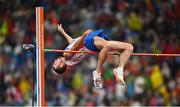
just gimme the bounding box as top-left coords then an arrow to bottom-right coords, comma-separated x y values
36,7 -> 45,106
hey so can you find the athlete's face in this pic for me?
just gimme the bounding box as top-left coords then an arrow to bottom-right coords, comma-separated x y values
53,57 -> 66,69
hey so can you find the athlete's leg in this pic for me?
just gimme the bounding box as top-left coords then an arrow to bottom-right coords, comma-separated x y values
107,41 -> 133,68
107,41 -> 133,84
94,38 -> 134,74
92,36 -> 110,88
94,36 -> 110,75
92,37 -> 134,86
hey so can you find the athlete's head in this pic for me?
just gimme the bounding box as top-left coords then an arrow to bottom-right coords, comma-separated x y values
53,57 -> 67,74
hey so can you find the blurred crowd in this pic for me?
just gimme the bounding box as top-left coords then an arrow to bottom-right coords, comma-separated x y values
0,0 -> 180,106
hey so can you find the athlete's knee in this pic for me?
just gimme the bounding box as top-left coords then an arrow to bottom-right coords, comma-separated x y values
127,43 -> 134,52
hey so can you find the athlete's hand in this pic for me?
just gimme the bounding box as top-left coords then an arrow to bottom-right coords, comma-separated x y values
57,24 -> 64,33
84,29 -> 92,35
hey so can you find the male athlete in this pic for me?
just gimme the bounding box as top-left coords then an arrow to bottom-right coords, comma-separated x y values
53,24 -> 133,88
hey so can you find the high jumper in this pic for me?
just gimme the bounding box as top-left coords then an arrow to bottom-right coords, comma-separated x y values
53,24 -> 133,88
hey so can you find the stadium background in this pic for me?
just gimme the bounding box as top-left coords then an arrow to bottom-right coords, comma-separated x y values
0,0 -> 180,106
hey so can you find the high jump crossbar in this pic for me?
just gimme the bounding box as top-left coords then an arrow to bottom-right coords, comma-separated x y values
44,48 -> 180,57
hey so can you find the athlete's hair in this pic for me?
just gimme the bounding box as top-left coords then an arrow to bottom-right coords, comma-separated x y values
53,64 -> 67,74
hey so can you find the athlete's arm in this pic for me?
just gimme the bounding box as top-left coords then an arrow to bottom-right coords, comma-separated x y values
57,24 -> 73,44
64,29 -> 92,59
72,29 -> 92,49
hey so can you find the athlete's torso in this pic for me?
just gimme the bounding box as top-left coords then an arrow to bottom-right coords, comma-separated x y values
65,37 -> 91,65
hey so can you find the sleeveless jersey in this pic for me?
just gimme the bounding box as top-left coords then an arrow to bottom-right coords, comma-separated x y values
65,37 -> 90,65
